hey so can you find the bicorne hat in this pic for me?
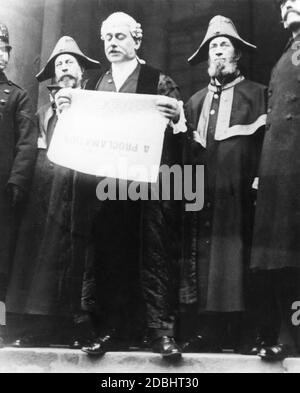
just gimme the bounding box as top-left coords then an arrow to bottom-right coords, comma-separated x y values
36,36 -> 101,82
188,15 -> 256,65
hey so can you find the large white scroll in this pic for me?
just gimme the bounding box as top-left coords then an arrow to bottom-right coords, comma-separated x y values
47,90 -> 169,183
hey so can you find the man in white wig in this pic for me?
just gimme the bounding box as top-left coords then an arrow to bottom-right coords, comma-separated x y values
57,12 -> 186,361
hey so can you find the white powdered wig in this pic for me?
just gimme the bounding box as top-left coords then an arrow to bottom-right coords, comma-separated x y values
101,12 -> 143,41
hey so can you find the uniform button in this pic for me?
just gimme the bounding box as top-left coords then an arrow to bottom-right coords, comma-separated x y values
4,89 -> 10,94
290,95 -> 298,102
49,163 -> 54,169
214,94 -> 219,100
0,99 -> 6,105
108,79 -> 113,84
268,90 -> 273,97
266,124 -> 271,131
286,114 -> 293,121
267,108 -> 272,114
205,221 -> 211,228
206,202 -> 212,209
210,109 -> 216,116
205,240 -> 211,245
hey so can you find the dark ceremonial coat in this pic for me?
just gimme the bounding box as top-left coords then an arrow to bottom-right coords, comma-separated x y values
72,63 -> 184,337
6,103 -> 76,316
251,35 -> 300,271
182,77 -> 267,313
0,71 -> 36,298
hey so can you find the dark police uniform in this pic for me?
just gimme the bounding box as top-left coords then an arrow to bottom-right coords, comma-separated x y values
0,71 -> 37,300
252,34 -> 300,271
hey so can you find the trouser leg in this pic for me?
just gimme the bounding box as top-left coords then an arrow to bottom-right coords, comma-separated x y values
245,271 -> 280,346
93,200 -> 143,340
141,201 -> 180,341
275,269 -> 300,352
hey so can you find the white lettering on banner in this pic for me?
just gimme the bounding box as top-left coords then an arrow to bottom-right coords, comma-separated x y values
48,90 -> 169,183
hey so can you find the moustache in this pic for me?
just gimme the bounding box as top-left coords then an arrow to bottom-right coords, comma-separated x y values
58,74 -> 76,82
284,9 -> 300,22
109,48 -> 123,54
213,59 -> 227,69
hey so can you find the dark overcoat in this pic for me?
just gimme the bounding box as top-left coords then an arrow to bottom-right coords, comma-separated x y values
6,103 -> 75,316
251,35 -> 300,271
0,71 -> 36,295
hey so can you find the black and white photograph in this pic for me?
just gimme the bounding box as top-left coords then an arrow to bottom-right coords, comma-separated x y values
0,0 -> 300,375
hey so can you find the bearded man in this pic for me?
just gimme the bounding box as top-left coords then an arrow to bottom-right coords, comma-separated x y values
251,0 -> 300,361
57,12 -> 186,360
0,23 -> 37,347
181,16 -> 267,353
6,37 -> 100,348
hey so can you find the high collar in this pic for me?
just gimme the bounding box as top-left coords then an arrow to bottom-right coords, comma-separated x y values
111,58 -> 139,92
111,58 -> 139,76
285,32 -> 300,51
211,69 -> 241,88
209,74 -> 245,93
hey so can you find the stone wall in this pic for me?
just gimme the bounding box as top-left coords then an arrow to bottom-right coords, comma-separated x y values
0,0 -> 44,108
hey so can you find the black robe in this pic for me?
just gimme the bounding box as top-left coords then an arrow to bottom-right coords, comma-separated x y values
182,78 -> 267,313
72,64 -> 183,338
6,104 -> 76,316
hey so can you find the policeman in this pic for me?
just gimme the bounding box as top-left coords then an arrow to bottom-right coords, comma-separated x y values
0,23 -> 37,347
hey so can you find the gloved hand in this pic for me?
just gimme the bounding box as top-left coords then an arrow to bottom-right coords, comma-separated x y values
6,184 -> 25,208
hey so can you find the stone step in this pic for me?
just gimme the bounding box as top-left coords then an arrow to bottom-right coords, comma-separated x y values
0,348 -> 299,373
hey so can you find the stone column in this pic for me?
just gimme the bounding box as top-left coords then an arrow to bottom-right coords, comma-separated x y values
0,0 -> 45,108
38,0 -> 65,106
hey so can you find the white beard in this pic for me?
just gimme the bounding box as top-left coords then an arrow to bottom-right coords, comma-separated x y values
208,58 -> 238,79
284,11 -> 300,30
57,76 -> 79,89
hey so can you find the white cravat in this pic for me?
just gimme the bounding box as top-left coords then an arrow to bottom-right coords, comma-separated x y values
111,58 -> 139,92
112,58 -> 187,134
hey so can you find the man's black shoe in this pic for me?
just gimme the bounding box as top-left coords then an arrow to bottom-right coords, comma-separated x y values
259,344 -> 295,362
152,336 -> 182,361
81,335 -> 116,357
